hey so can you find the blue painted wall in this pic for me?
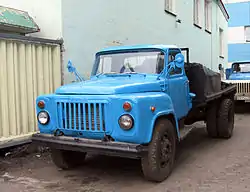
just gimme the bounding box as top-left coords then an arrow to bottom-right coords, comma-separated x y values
225,2 -> 250,27
225,1 -> 250,65
228,43 -> 250,62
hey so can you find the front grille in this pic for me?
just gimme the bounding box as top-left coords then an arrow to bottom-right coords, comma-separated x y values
236,82 -> 250,94
57,102 -> 106,131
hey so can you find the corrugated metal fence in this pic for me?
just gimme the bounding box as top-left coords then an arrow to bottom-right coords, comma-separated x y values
0,34 -> 62,149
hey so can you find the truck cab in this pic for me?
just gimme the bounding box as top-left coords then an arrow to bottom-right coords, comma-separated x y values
35,45 -> 192,143
224,61 -> 250,102
33,44 -> 236,182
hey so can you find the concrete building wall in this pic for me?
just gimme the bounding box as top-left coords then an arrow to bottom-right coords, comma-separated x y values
62,0 -> 229,83
0,0 -> 228,83
224,0 -> 250,66
0,0 -> 62,39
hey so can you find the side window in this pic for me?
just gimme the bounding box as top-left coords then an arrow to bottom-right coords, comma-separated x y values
168,49 -> 182,75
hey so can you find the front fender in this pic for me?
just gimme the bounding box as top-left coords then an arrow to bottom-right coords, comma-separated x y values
36,94 -> 58,134
149,110 -> 179,142
108,92 -> 178,144
132,92 -> 178,144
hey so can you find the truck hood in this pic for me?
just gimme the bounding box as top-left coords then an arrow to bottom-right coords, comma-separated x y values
229,72 -> 250,80
55,77 -> 162,95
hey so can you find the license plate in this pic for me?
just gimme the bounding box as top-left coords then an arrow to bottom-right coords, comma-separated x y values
236,96 -> 250,101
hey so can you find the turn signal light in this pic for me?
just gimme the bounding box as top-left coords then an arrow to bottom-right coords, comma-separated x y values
150,106 -> 156,112
123,102 -> 132,111
37,100 -> 45,109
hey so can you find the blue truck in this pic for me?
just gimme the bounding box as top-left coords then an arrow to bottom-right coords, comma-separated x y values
223,61 -> 250,102
32,44 -> 236,182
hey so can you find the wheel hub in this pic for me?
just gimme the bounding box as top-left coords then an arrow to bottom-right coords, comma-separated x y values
160,134 -> 172,167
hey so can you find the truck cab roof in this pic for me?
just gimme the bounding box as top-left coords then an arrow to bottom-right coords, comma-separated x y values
232,60 -> 250,65
97,44 -> 179,54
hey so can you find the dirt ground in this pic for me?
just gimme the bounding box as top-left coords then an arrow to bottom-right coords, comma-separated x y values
1,104 -> 250,192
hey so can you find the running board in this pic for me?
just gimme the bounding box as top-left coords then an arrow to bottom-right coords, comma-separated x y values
179,125 -> 195,140
179,122 -> 206,140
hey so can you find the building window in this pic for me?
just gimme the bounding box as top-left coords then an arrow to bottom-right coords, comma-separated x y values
245,26 -> 250,42
165,0 -> 175,15
193,0 -> 201,27
219,28 -> 224,57
205,0 -> 212,33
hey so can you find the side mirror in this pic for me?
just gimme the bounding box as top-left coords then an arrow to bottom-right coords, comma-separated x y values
67,60 -> 85,81
67,60 -> 76,73
174,53 -> 184,68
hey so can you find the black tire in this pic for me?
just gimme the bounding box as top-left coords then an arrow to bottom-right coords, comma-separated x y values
51,148 -> 86,170
206,103 -> 218,138
141,119 -> 177,182
217,98 -> 235,138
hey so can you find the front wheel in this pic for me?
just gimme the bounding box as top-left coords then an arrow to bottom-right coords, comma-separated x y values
50,148 -> 87,170
141,119 -> 177,182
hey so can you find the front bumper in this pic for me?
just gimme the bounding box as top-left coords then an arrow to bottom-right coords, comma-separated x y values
223,80 -> 250,101
235,94 -> 250,102
32,133 -> 148,159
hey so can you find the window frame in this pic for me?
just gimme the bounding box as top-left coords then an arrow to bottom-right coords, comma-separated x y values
244,26 -> 250,42
164,0 -> 176,16
204,0 -> 212,33
193,0 -> 202,28
219,28 -> 224,58
168,49 -> 183,77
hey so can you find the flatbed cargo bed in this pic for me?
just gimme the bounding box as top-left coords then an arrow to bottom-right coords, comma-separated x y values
205,82 -> 236,103
182,59 -> 237,125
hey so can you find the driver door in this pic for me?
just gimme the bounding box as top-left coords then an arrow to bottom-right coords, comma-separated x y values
167,49 -> 189,119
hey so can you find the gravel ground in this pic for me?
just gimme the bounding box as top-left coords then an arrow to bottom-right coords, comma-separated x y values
0,104 -> 250,192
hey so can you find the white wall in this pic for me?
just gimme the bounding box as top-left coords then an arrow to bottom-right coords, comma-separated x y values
0,0 -> 62,39
228,27 -> 245,43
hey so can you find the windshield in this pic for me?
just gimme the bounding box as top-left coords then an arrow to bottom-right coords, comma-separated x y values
96,51 -> 164,75
232,63 -> 250,73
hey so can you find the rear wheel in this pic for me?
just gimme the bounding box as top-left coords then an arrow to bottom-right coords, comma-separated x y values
216,98 -> 234,138
141,119 -> 176,182
51,148 -> 86,170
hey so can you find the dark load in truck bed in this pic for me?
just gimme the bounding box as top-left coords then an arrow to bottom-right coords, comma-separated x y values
184,62 -> 221,105
183,62 -> 236,126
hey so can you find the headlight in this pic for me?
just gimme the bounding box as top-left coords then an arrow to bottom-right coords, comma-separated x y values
118,114 -> 134,130
37,111 -> 50,125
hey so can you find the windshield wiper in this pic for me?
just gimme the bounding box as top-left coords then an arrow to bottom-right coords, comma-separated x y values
96,72 -> 118,77
96,71 -> 147,78
123,72 -> 138,74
